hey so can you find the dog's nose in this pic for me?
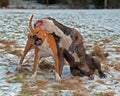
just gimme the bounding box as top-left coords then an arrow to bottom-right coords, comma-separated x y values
33,35 -> 38,40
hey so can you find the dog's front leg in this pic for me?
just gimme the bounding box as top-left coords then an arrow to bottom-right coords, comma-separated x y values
31,47 -> 40,79
59,48 -> 64,76
18,39 -> 33,70
54,54 -> 61,82
52,47 -> 61,82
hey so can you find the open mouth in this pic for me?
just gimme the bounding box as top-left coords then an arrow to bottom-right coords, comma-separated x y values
34,38 -> 42,46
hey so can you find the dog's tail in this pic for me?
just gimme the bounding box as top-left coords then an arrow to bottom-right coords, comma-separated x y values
29,14 -> 34,33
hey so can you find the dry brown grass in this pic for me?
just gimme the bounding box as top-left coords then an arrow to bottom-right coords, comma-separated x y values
20,78 -> 48,96
114,64 -> 120,71
90,42 -> 109,60
85,44 -> 92,50
39,60 -> 54,72
61,77 -> 89,96
17,62 -> 88,95
95,92 -> 115,96
0,39 -> 22,57
115,47 -> 120,52
102,39 -> 112,44
96,80 -> 106,85
103,65 -> 110,72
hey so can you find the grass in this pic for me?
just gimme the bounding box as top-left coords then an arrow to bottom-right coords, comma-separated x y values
94,92 -> 114,96
44,91 -> 62,96
12,73 -> 23,83
0,39 -> 22,57
52,84 -> 65,90
114,64 -> 120,71
20,87 -> 34,96
90,41 -> 108,60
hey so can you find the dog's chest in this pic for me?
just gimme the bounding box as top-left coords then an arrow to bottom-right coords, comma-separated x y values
59,35 -> 80,62
38,39 -> 53,58
59,35 -> 72,49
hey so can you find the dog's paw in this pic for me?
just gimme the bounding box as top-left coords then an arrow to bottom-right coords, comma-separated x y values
30,73 -> 37,79
100,73 -> 107,78
55,71 -> 61,82
99,71 -> 107,78
88,75 -> 94,80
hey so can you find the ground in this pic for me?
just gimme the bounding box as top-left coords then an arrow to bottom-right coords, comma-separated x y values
0,9 -> 120,96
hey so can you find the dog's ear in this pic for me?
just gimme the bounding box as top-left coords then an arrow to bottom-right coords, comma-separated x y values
51,32 -> 61,43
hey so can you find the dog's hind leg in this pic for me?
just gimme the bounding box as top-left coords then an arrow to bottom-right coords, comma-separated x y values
18,39 -> 33,70
93,58 -> 106,78
63,49 -> 84,77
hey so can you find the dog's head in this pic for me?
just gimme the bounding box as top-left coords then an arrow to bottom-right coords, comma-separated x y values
34,18 -> 56,34
28,15 -> 49,46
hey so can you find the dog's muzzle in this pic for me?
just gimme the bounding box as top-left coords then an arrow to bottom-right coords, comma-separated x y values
33,35 -> 42,46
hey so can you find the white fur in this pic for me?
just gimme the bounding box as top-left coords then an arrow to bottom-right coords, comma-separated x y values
70,52 -> 80,62
38,39 -> 53,58
39,19 -> 80,62
40,19 -> 72,49
55,71 -> 61,81
30,72 -> 37,79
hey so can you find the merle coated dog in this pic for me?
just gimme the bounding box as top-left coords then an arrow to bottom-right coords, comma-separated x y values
52,31 -> 106,79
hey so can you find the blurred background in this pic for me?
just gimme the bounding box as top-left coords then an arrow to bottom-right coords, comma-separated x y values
0,0 -> 120,9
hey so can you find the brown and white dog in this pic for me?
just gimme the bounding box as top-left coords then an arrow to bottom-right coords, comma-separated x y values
18,15 -> 61,81
34,17 -> 91,76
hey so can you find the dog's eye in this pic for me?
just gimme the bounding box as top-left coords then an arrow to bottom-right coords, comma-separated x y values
29,36 -> 32,38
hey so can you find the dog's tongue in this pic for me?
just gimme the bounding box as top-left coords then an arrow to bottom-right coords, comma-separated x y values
35,39 -> 42,46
